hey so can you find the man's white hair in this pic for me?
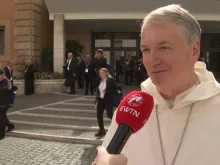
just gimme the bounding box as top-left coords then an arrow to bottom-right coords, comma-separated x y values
141,4 -> 201,44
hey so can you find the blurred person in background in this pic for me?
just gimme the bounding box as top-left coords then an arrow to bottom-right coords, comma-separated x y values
0,69 -> 15,140
95,68 -> 117,137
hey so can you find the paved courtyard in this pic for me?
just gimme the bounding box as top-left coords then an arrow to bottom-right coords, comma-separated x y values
0,137 -> 97,165
0,84 -> 140,164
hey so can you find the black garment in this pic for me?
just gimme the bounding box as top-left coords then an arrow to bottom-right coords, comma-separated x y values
96,78 -> 117,131
65,58 -> 77,94
76,60 -> 86,89
0,85 -> 11,138
136,62 -> 147,85
125,59 -> 134,85
0,107 -> 6,138
94,58 -> 107,76
3,66 -> 13,85
115,59 -> 123,83
97,98 -> 113,130
0,78 -> 15,132
84,61 -> 95,95
24,65 -> 38,95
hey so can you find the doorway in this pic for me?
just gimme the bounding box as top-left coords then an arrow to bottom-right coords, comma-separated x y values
92,32 -> 140,72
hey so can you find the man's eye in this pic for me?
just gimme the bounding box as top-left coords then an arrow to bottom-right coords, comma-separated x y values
142,48 -> 150,52
160,46 -> 169,50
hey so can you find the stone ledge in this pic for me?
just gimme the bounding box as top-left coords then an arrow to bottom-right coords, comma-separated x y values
14,79 -> 65,95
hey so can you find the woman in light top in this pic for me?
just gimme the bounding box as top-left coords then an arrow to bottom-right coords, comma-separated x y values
95,68 -> 117,137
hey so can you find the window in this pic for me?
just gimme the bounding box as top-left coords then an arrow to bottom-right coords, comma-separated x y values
0,26 -> 5,56
95,39 -> 111,47
114,39 -> 136,48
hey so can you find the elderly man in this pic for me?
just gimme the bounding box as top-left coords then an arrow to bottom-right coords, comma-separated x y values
24,60 -> 39,95
65,52 -> 77,94
93,4 -> 220,165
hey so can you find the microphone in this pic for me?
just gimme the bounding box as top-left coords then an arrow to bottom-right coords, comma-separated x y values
106,91 -> 154,154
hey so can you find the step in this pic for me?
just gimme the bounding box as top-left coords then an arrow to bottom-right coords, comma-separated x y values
65,99 -> 95,104
8,113 -> 111,127
61,102 -> 94,106
45,104 -> 96,110
21,108 -> 97,118
11,120 -> 109,131
7,124 -> 104,145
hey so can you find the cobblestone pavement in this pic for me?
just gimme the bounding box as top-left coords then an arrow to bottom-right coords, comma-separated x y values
0,137 -> 97,165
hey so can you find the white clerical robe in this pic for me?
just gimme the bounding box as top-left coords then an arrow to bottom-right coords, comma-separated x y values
102,61 -> 220,165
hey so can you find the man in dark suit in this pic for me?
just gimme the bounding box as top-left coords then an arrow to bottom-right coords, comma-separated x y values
136,57 -> 147,85
66,53 -> 77,94
24,60 -> 39,95
125,55 -> 134,85
84,54 -> 95,95
3,61 -> 13,85
94,49 -> 107,76
115,55 -> 123,83
76,56 -> 86,90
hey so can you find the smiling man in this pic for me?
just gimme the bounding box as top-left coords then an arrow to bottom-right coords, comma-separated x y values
93,4 -> 220,165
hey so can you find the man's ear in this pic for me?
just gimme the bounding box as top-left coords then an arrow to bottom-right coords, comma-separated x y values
192,40 -> 200,61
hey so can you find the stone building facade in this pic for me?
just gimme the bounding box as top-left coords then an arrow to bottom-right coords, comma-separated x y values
2,0 -> 220,76
0,0 -> 52,74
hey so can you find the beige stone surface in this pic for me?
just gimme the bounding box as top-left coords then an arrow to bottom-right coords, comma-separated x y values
32,42 -> 41,50
32,12 -> 41,21
15,0 -> 33,4
15,27 -> 31,35
14,79 -> 65,95
16,20 -> 31,27
53,14 -> 64,73
0,0 -> 52,72
16,4 -> 32,10
32,20 -> 41,27
14,42 -> 31,50
32,26 -> 41,36
32,50 -> 41,57
16,36 -> 31,42
15,11 -> 31,20
32,36 -> 41,43
33,4 -> 42,13
15,50 -> 32,57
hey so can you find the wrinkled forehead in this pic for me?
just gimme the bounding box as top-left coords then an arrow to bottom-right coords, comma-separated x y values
140,23 -> 185,46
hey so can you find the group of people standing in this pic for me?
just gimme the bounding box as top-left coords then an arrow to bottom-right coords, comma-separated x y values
64,50 -> 148,95
63,49 -> 107,95
64,49 -> 123,137
115,55 -> 147,85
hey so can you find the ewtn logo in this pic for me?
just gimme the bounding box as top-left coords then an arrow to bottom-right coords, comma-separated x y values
127,94 -> 143,107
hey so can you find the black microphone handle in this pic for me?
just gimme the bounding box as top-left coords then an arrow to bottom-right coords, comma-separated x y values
106,123 -> 133,154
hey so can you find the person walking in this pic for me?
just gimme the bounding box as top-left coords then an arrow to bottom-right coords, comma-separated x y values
95,68 -> 117,137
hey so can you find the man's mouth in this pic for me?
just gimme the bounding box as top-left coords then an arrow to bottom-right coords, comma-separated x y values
152,70 -> 168,73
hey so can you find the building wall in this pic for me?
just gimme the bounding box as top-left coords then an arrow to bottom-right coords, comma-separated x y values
0,0 -> 15,68
14,0 -> 53,72
0,0 -> 53,73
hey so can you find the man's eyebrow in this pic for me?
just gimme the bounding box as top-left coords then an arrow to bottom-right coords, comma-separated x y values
140,41 -> 170,48
158,41 -> 171,45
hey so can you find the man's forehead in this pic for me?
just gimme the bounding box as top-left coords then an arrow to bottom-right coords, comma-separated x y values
141,40 -> 172,48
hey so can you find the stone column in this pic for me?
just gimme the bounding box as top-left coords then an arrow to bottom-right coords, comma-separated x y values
53,14 -> 64,73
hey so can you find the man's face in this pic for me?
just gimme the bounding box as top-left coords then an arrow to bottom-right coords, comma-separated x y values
77,57 -> 81,61
141,22 -> 199,89
68,53 -> 72,59
86,55 -> 90,61
96,53 -> 101,58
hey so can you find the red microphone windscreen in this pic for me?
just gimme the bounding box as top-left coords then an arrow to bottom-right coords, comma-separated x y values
116,91 -> 154,133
